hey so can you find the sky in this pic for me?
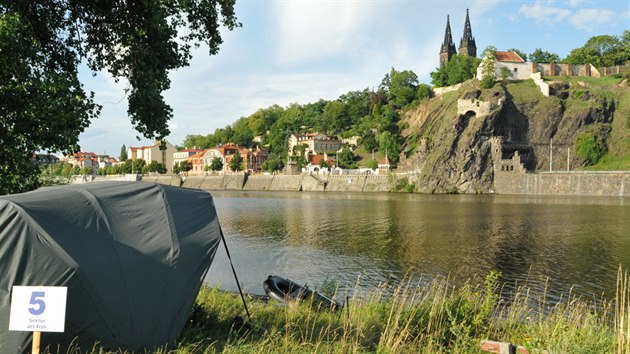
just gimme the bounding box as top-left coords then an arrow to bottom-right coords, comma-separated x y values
77,0 -> 630,157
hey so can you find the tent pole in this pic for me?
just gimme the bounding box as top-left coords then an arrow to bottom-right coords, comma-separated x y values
218,225 -> 252,321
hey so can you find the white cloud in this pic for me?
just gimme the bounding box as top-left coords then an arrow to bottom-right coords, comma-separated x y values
272,1 -> 381,64
519,1 -> 571,24
506,14 -> 518,23
470,0 -> 502,15
569,8 -> 616,31
568,0 -> 588,7
164,70 -> 375,143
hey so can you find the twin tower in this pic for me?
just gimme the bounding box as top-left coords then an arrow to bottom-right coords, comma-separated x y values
440,9 -> 477,67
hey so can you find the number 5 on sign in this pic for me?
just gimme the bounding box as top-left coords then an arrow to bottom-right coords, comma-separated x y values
9,286 -> 67,332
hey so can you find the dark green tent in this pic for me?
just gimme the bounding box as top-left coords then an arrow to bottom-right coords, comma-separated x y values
0,182 -> 221,352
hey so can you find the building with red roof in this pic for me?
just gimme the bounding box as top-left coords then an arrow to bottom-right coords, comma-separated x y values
476,50 -> 531,81
493,51 -> 525,63
186,150 -> 208,175
174,148 -> 205,171
202,144 -> 269,174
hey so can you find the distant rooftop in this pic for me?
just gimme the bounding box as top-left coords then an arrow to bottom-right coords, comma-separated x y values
494,51 -> 525,63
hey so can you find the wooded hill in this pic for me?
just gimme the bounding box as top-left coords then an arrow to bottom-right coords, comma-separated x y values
183,68 -> 432,170
182,32 -> 629,187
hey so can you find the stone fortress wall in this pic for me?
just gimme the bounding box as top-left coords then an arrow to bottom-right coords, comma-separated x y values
490,137 -> 630,197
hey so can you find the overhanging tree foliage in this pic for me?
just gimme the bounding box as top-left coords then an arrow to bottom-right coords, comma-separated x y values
0,1 -> 239,194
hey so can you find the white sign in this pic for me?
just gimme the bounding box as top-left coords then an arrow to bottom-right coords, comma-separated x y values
9,286 -> 67,332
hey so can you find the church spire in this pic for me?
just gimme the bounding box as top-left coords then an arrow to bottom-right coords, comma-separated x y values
459,8 -> 477,57
439,15 -> 456,67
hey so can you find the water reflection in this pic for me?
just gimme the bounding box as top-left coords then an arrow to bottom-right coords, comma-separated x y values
205,191 -> 630,306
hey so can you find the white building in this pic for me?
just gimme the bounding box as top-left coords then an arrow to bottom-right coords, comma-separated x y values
476,51 -> 530,81
128,140 -> 176,173
288,133 -> 342,156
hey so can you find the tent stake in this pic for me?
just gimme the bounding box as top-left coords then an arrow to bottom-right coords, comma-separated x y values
32,331 -> 40,354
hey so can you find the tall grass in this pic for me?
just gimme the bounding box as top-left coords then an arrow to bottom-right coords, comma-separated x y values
42,269 -> 630,353
174,271 -> 619,353
617,267 -> 630,354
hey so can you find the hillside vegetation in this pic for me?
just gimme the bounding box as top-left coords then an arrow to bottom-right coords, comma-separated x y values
396,76 -> 630,193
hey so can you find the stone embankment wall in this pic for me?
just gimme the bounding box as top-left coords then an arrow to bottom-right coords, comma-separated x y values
268,175 -> 303,191
491,137 -> 630,197
301,175 -> 325,192
242,175 -> 273,191
326,175 -> 366,192
86,170 -> 629,197
495,171 -> 630,197
199,176 -> 223,190
142,175 -> 180,186
166,174 -> 392,192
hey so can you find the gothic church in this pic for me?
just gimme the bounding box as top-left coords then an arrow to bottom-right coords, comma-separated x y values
439,9 -> 477,67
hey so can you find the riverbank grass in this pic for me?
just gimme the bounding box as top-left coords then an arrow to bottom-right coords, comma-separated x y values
171,269 -> 630,353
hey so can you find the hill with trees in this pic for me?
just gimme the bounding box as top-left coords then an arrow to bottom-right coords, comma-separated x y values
182,68 -> 432,172
180,32 -> 628,182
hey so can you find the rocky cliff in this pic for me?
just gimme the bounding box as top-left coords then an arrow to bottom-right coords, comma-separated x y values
397,78 -> 629,193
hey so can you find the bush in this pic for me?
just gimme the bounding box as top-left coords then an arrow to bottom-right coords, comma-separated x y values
366,159 -> 378,171
500,67 -> 512,81
391,176 -> 416,193
575,132 -> 607,165
480,75 -> 495,89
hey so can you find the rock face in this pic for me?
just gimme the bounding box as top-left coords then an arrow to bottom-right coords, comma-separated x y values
397,79 -> 624,193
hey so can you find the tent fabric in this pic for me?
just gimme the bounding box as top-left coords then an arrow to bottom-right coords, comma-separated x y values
0,182 -> 221,352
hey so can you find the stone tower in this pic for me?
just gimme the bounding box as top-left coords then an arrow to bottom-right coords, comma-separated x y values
458,9 -> 477,57
489,136 -> 504,172
439,15 -> 457,67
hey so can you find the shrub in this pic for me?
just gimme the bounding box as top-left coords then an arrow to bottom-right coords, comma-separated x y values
575,132 -> 607,165
391,176 -> 416,193
500,67 -> 513,81
366,159 -> 378,171
480,75 -> 495,89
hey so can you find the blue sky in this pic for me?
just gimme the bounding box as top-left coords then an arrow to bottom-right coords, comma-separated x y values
78,0 -> 630,156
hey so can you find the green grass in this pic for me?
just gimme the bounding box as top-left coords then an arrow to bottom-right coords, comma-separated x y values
545,75 -> 623,88
587,154 -> 630,171
50,269 -> 630,353
502,80 -> 545,103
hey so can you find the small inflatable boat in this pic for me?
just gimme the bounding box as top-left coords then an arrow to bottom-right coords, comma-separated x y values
263,275 -> 341,310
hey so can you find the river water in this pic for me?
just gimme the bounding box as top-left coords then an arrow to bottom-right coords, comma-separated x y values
205,191 -> 630,306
